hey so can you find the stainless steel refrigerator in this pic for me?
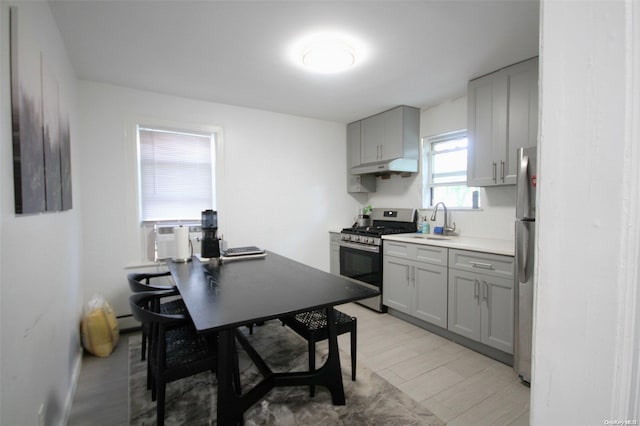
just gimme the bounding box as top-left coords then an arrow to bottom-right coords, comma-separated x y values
515,146 -> 537,384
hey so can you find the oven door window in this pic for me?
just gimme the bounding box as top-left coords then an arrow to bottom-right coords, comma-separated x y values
339,245 -> 381,288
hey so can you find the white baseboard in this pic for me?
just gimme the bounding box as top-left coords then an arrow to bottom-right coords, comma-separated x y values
59,345 -> 83,426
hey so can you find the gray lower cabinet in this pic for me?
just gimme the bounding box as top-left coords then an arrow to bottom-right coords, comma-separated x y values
383,241 -> 448,328
383,256 -> 412,312
329,232 -> 341,275
447,249 -> 515,354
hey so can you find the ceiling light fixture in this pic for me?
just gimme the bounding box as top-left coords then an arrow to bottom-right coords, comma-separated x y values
301,40 -> 355,73
289,31 -> 367,74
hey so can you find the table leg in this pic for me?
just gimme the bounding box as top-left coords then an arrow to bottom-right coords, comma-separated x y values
217,310 -> 346,424
324,307 -> 346,405
217,328 -> 242,425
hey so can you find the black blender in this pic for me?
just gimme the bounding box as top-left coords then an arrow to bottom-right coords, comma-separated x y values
201,209 -> 220,258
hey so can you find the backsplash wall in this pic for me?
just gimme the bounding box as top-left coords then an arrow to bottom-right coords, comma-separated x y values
365,96 -> 516,241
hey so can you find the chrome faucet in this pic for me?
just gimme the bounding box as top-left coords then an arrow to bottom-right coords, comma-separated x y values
430,202 -> 456,235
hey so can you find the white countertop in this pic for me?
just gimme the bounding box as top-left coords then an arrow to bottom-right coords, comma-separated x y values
383,233 -> 515,257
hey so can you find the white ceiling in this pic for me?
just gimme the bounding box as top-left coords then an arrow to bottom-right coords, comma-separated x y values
49,0 -> 540,124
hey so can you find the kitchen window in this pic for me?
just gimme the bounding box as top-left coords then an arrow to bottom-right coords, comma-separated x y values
138,126 -> 216,223
422,130 -> 479,208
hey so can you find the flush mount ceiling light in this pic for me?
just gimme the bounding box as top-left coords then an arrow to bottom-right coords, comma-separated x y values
289,31 -> 367,74
301,40 -> 355,73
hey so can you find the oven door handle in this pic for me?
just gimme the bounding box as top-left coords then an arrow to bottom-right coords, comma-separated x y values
339,241 -> 380,253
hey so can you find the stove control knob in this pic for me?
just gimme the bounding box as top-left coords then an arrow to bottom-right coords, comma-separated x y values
353,235 -> 360,243
342,234 -> 350,241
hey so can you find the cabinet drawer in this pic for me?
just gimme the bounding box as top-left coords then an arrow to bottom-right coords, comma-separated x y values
384,241 -> 448,266
383,241 -> 413,258
449,249 -> 514,279
415,244 -> 448,266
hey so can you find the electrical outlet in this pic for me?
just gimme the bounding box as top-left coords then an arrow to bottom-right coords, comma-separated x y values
37,403 -> 44,426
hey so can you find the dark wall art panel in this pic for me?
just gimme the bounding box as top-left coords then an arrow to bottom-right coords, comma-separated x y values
59,95 -> 72,211
42,57 -> 62,211
9,7 -> 72,215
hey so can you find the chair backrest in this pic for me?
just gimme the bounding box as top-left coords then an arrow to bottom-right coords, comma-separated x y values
129,291 -> 187,325
127,272 -> 174,293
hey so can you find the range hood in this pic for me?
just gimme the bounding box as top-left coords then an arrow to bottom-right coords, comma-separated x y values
350,158 -> 418,175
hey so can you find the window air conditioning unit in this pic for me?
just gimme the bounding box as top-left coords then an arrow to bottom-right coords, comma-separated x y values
152,225 -> 201,261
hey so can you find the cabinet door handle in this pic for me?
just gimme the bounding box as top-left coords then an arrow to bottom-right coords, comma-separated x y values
482,281 -> 489,302
406,266 -> 410,284
412,266 -> 417,287
492,162 -> 497,182
474,279 -> 479,302
470,261 -> 494,270
500,160 -> 505,181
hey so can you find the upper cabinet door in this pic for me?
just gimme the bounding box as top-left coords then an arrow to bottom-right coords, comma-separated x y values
467,73 -> 507,186
347,121 -> 362,168
467,57 -> 538,187
380,106 -> 405,161
361,114 -> 384,164
347,121 -> 376,193
505,57 -> 539,184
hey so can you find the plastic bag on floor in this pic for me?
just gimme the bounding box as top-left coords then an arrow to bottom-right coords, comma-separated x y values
80,294 -> 120,357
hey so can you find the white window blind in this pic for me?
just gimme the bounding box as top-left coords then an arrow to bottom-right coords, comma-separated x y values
138,127 -> 214,222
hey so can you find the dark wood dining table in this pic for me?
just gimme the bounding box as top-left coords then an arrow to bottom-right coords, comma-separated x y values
167,251 -> 379,425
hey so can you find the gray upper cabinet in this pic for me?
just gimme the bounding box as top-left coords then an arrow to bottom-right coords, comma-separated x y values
346,121 -> 376,193
359,106 -> 419,165
467,57 -> 539,186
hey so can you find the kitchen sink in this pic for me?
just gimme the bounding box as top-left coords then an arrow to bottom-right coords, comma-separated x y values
409,234 -> 456,240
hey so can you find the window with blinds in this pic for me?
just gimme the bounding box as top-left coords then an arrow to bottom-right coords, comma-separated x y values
138,126 -> 215,222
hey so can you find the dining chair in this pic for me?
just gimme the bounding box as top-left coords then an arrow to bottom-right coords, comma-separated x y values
129,290 -> 218,426
280,308 -> 357,397
127,271 -> 187,361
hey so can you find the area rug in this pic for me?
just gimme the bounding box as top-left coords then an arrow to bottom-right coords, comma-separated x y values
129,321 -> 444,425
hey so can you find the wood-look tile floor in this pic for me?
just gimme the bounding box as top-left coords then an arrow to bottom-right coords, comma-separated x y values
333,303 -> 530,425
68,303 -> 530,425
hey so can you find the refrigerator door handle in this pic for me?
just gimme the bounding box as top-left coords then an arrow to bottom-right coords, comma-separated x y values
516,149 -> 529,219
517,222 -> 529,283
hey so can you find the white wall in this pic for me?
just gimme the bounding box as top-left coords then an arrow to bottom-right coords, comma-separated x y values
532,0 -> 640,423
366,95 -> 516,241
0,2 -> 82,425
77,81 -> 362,319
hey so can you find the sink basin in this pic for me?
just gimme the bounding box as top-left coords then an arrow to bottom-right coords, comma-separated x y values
409,234 -> 456,240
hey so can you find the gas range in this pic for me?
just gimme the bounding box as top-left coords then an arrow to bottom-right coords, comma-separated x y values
340,227 -> 412,246
340,208 -> 416,246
